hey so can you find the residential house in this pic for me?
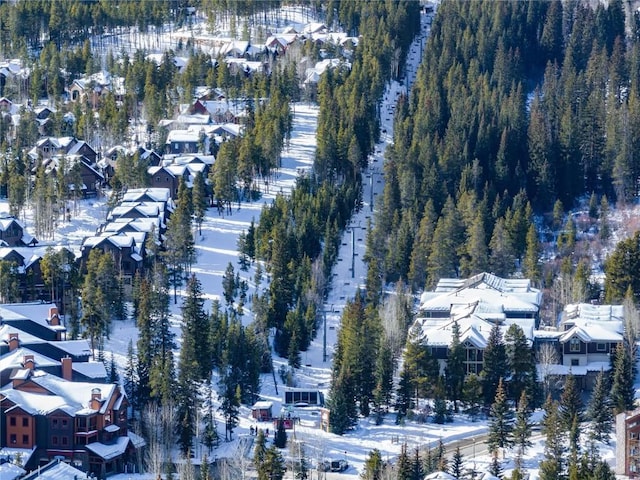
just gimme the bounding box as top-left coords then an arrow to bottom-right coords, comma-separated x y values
67,71 -> 125,105
0,328 -> 105,382
39,156 -> 104,197
533,303 -> 624,389
418,272 -> 542,326
80,233 -> 144,283
165,129 -> 203,154
148,165 -> 188,198
0,217 -> 37,247
0,303 -> 65,342
411,273 -> 541,376
616,407 -> 640,477
0,370 -> 139,476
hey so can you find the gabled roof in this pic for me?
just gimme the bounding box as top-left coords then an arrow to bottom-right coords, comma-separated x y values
0,347 -> 60,372
559,324 -> 623,343
0,371 -> 118,416
21,459 -> 86,480
0,303 -> 62,332
419,273 -> 541,315
86,436 -> 130,460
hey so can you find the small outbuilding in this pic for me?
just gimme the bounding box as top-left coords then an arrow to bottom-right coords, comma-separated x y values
251,401 -> 273,422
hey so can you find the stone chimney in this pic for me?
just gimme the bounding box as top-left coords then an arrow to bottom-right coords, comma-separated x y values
49,306 -> 59,326
23,354 -> 35,370
61,356 -> 72,381
8,332 -> 19,351
90,388 -> 102,410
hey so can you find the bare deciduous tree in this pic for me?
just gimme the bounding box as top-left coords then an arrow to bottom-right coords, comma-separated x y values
537,343 -> 562,397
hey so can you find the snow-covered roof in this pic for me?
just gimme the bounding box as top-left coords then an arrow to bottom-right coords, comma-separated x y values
21,459 -> 87,480
425,472 -> 457,480
0,348 -> 60,372
559,324 -> 623,343
72,361 -> 107,379
121,187 -> 172,204
0,371 -> 118,416
536,361 -> 611,377
86,436 -> 130,460
252,401 -> 273,409
0,461 -> 25,480
166,129 -> 200,143
419,273 -> 541,315
0,303 -> 61,331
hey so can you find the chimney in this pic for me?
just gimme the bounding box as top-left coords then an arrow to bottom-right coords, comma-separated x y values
49,306 -> 59,326
90,388 -> 102,410
8,332 -> 19,351
23,354 -> 35,370
61,356 -> 72,381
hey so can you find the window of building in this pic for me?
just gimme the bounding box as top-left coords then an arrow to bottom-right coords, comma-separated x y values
52,418 -> 58,427
596,342 -> 607,352
571,358 -> 580,366
9,417 -> 15,426
62,419 -> 68,427
52,436 -> 58,445
22,417 -> 28,427
10,434 -> 16,444
570,338 -> 581,352
62,436 -> 68,446
22,435 -> 28,445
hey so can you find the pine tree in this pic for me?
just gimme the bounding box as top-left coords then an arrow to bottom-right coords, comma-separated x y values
274,417 -> 287,448
559,373 -> 584,455
513,390 -> 533,467
445,319 -> 466,412
462,373 -> 483,420
263,445 -> 286,480
505,323 -> 537,404
587,369 -> 613,443
450,446 -> 464,479
539,395 -> 565,480
361,449 -> 384,480
254,429 -> 268,479
396,443 -> 412,480
523,222 -> 541,283
123,340 -> 137,410
192,171 -> 207,235
181,275 -> 211,379
482,323 -> 508,405
487,378 -> 514,455
411,446 -> 423,480
611,342 -> 636,414
488,456 -> 503,478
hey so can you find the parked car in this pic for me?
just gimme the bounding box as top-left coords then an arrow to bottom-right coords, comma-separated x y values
330,460 -> 349,472
317,461 -> 331,472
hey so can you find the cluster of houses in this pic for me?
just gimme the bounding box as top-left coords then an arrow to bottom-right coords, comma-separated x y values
413,272 -> 624,390
79,187 -> 176,286
0,302 -> 141,479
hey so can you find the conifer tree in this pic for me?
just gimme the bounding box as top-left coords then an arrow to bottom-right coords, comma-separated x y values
263,445 -> 286,480
411,446 -> 423,480
192,171 -> 207,235
181,275 -> 211,379
487,378 -> 514,455
482,323 -> 508,405
505,323 -> 539,405
395,443 -> 412,480
450,446 -> 464,479
462,373 -> 483,420
587,369 -> 613,443
559,373 -> 584,455
489,456 -> 503,478
274,417 -> 287,449
513,390 -> 533,467
445,319 -> 465,412
611,342 -> 636,414
361,449 -> 384,480
539,395 -> 565,480
254,429 -> 268,480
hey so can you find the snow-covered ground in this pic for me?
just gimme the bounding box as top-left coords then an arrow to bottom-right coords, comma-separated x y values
1,4 -> 628,479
